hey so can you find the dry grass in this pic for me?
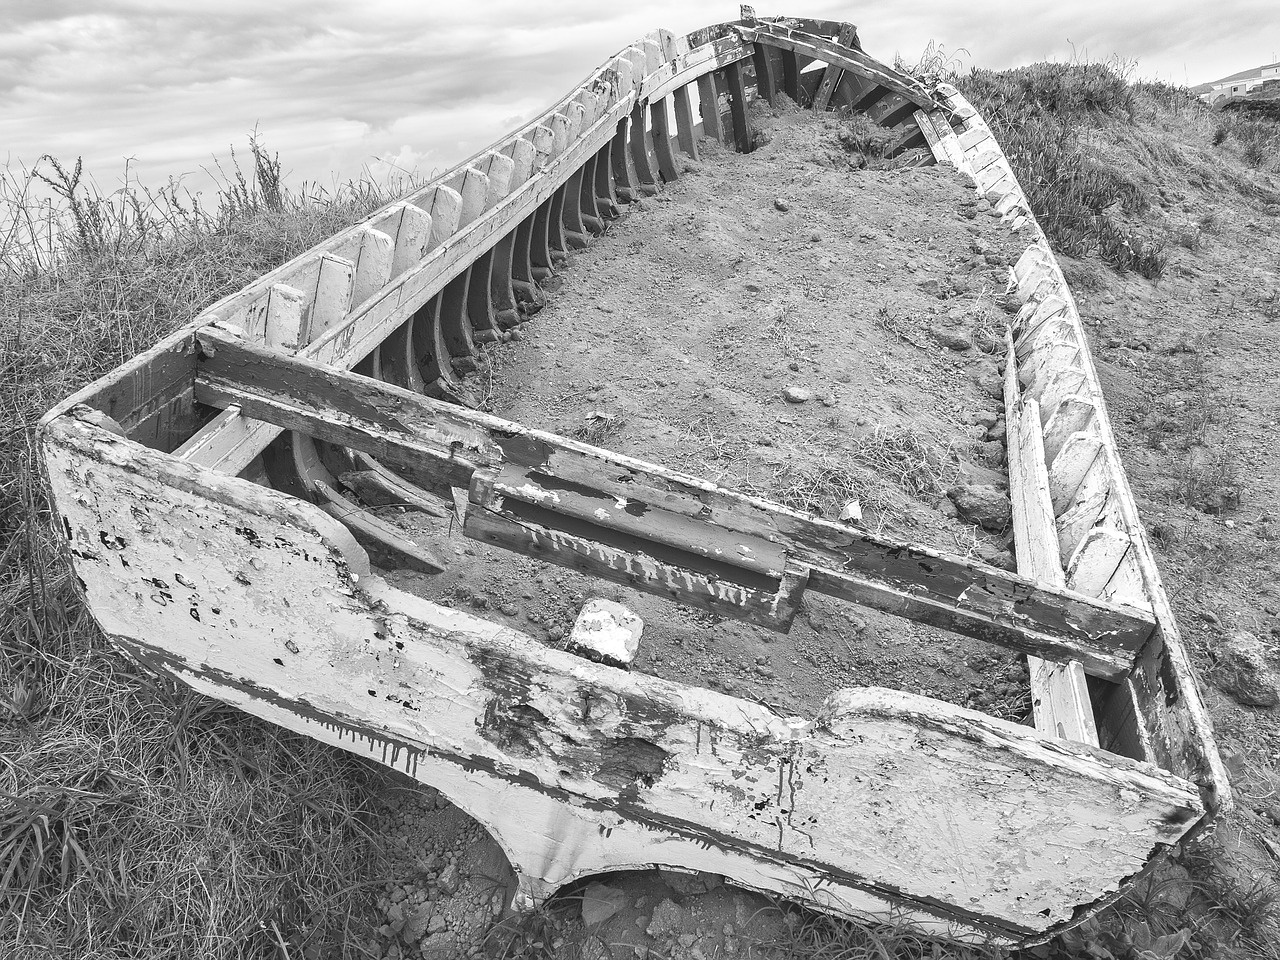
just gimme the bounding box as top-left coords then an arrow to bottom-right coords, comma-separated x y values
1,141 -> 414,959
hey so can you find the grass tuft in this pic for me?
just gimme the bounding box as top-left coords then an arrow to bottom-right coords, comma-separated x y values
1,139 -> 416,958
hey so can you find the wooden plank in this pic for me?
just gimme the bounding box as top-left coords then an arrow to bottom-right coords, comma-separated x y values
172,406 -> 274,476
1048,433 -> 1104,516
42,407 -> 1208,945
863,91 -> 918,129
724,62 -> 752,153
649,97 -> 681,181
1066,528 -> 1134,598
373,204 -> 429,280
1057,453 -> 1115,566
628,102 -> 660,191
610,115 -> 639,201
696,73 -> 725,142
779,48 -> 801,102
591,142 -> 620,220
464,494 -> 805,632
422,186 -> 463,251
751,41 -> 779,103
812,22 -> 857,111
191,328 -> 1157,677
264,433 -> 447,576
1005,335 -> 1099,746
303,254 -> 356,338
742,23 -> 936,110
1042,396 -> 1096,465
672,84 -> 700,158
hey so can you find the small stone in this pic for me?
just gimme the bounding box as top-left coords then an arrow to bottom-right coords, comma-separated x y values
967,410 -> 999,429
974,541 -> 1016,571
581,881 -> 628,926
788,361 -> 801,372
918,277 -> 945,298
647,899 -> 686,939
975,198 -> 992,212
773,197 -> 791,212
436,863 -> 460,895
947,484 -> 1012,532
978,440 -> 1006,465
508,327 -> 524,342
569,598 -> 644,668
929,325 -> 972,351
401,906 -> 432,941
1211,631 -> 1280,707
499,603 -> 518,617
782,386 -> 811,403
986,418 -> 1006,442
547,625 -> 565,642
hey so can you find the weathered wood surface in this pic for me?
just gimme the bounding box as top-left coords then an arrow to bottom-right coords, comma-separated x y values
811,23 -> 859,111
193,326 -> 1156,676
933,84 -> 1228,810
43,408 -> 1206,945
1005,336 -> 1099,746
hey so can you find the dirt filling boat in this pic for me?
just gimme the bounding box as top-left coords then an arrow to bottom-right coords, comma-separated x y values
38,9 -> 1228,947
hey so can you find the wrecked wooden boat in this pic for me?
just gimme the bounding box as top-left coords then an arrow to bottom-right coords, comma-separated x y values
39,10 -> 1228,946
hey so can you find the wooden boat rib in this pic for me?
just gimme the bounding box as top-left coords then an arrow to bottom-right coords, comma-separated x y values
39,9 -> 1227,946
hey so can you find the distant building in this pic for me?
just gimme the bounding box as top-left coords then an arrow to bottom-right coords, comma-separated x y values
1198,62 -> 1280,104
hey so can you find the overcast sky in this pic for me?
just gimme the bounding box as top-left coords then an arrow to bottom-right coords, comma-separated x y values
2,1 -> 1276,199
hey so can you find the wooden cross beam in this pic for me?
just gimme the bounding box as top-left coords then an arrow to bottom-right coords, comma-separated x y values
193,326 -> 1155,678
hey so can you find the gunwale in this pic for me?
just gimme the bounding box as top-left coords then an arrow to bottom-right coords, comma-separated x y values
37,11 -> 1227,946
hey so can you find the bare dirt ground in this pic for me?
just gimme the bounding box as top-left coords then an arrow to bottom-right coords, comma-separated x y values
358,101 -> 1280,959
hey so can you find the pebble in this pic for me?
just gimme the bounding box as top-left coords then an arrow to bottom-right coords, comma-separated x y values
929,325 -> 972,351
947,483 -> 1012,532
1210,631 -> 1280,707
773,197 -> 791,212
782,386 -> 812,403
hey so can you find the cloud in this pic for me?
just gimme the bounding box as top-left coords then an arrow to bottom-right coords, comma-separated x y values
2,0 -> 1274,198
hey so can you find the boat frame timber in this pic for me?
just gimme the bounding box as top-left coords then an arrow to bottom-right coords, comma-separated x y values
39,8 -> 1227,947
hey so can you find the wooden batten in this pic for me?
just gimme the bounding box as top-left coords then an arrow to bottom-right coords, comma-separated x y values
351,226 -> 396,308
1004,335 -> 1099,746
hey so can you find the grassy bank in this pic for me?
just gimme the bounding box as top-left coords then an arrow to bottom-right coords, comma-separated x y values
1,144 -> 408,958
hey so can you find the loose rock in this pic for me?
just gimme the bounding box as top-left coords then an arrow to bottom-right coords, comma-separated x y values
782,386 -> 811,403
1211,631 -> 1280,707
928,325 -> 972,351
947,484 -> 1012,531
